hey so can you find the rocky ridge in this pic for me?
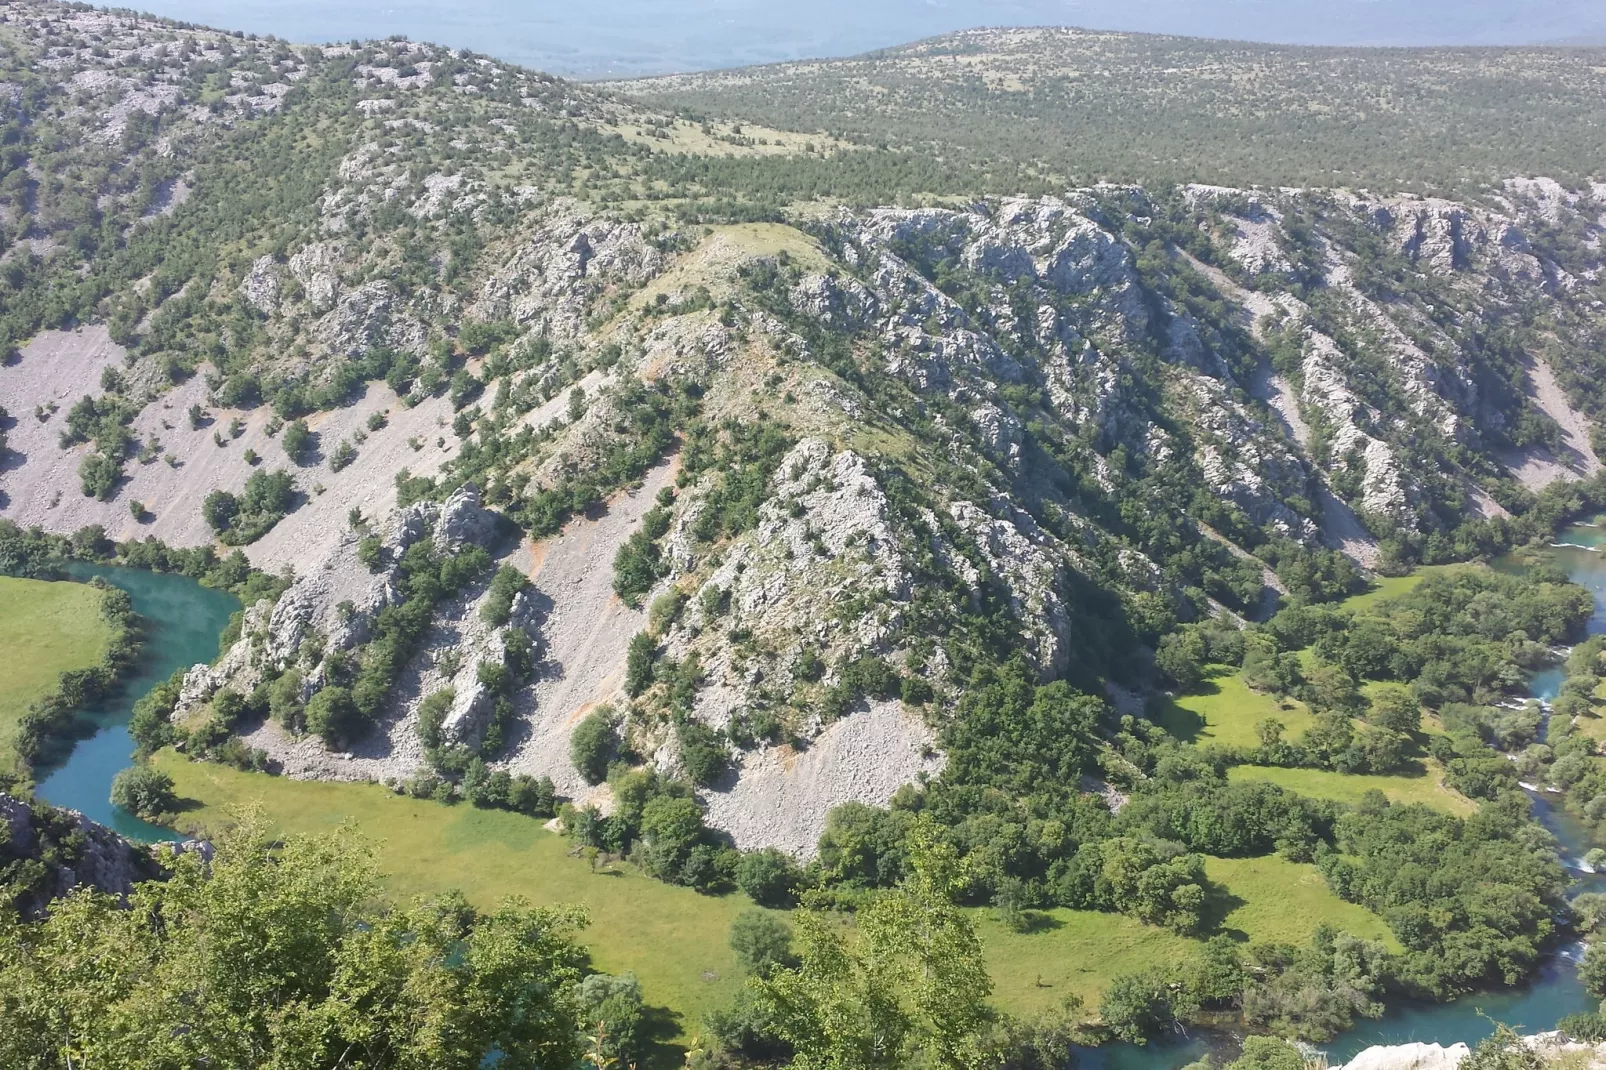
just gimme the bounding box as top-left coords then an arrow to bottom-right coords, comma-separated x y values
2,2 -> 1605,854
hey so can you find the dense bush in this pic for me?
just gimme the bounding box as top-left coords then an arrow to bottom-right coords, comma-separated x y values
0,823 -> 591,1068
676,719 -> 729,787
481,565 -> 530,627
109,765 -> 177,819
735,847 -> 804,908
574,973 -> 645,1065
569,708 -> 618,786
1318,793 -> 1567,997
728,908 -> 795,977
202,469 -> 296,545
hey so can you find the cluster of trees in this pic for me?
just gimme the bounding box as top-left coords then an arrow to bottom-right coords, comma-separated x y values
108,765 -> 177,819
611,488 -> 673,606
1319,793 -> 1567,996
201,468 -> 296,544
627,32 -> 1606,193
59,391 -> 139,500
512,380 -> 693,539
286,538 -> 491,748
0,821 -> 597,1069
1155,567 -> 1598,787
566,768 -> 740,893
1098,928 -> 1390,1044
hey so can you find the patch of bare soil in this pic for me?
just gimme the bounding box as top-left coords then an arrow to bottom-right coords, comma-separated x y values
0,330 -> 457,570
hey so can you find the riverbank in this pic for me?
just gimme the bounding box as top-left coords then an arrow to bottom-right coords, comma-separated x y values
0,575 -> 117,781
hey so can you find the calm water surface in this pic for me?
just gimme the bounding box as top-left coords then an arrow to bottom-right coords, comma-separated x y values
33,564 -> 237,840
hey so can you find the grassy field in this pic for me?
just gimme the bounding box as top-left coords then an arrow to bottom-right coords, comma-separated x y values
155,751 -> 1397,1038
982,853 -> 1398,1015
0,576 -> 112,775
1227,762 -> 1476,816
1340,572 -> 1425,613
1156,669 -> 1316,749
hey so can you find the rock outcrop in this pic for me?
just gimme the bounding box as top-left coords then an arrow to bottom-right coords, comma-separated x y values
0,792 -> 162,909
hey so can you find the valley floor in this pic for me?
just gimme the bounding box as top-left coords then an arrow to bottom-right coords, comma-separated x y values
152,748 -> 1398,1044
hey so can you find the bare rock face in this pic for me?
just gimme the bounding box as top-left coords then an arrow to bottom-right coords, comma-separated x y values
1340,1042 -> 1471,1070
789,272 -> 878,328
1338,1033 -> 1606,1070
946,501 -> 1074,679
0,792 -> 156,908
318,280 -> 427,358
472,201 -> 665,342
239,255 -> 280,314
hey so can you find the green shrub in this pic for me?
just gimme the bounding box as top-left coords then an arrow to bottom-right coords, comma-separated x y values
305,686 -> 364,747
574,973 -> 644,1064
728,908 -> 795,977
110,765 -> 176,819
569,709 -> 618,785
612,530 -> 662,607
736,847 -> 803,907
281,418 -> 312,462
481,565 -> 529,627
677,720 -> 729,787
624,633 -> 656,697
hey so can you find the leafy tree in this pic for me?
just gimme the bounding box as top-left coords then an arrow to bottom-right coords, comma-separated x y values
0,821 -> 590,1069
1580,941 -> 1606,1001
109,766 -> 176,818
1368,685 -> 1422,735
569,709 -> 618,786
736,847 -> 804,907
1099,967 -> 1199,1044
677,719 -> 729,786
281,418 -> 312,462
612,529 -> 663,607
1226,1036 -> 1307,1070
639,796 -> 705,883
729,908 -> 795,976
1156,630 -> 1206,691
202,489 -> 240,534
575,972 -> 644,1067
482,565 -> 529,627
624,632 -> 656,697
752,820 -> 1001,1070
304,685 -> 363,746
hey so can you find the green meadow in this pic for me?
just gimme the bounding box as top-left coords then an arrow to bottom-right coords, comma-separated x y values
0,576 -> 113,776
155,751 -> 1395,1041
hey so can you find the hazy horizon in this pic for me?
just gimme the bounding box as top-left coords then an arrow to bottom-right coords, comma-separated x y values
120,0 -> 1606,79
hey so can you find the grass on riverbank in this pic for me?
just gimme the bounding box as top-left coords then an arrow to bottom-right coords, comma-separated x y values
1227,762 -> 1476,816
0,576 -> 113,778
1156,669 -> 1316,749
154,750 -> 1398,1039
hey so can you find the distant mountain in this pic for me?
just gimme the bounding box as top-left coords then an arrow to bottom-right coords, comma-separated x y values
120,0 -> 1606,77
610,26 -> 1606,193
